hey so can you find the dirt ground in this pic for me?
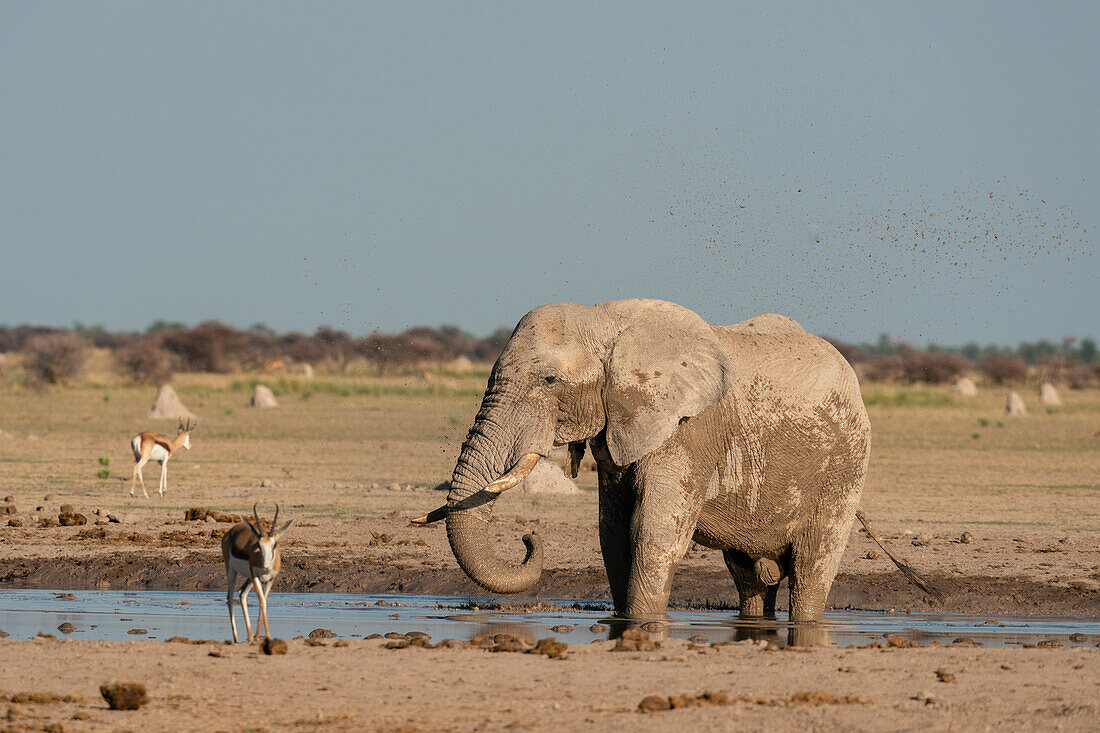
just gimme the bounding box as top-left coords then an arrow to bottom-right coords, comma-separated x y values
1,375 -> 1098,730
0,634 -> 1096,731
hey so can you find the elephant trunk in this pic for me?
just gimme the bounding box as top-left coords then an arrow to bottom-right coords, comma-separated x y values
445,413 -> 543,594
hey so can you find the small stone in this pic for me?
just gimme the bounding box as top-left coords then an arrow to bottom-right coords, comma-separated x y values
935,667 -> 956,683
127,628 -> 147,635
589,623 -> 608,633
959,532 -> 973,544
688,634 -> 709,644
44,494 -> 53,501
3,495 -> 12,503
261,637 -> 288,655
57,622 -> 76,633
7,517 -> 22,527
912,534 -> 932,547
389,483 -> 402,492
613,628 -> 655,652
107,514 -> 123,524
530,637 -> 569,658
404,631 -> 430,641
58,512 -> 87,526
638,695 -> 671,713
308,628 -> 336,639
549,625 -> 574,634
100,682 -> 148,710
1037,639 -> 1062,648
1069,633 -> 1087,643
260,479 -> 275,488
59,504 -> 74,514
384,632 -> 405,640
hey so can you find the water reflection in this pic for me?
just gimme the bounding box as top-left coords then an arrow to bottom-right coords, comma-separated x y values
0,590 -> 1094,647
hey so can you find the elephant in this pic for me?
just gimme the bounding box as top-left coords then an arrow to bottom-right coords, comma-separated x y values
415,299 -> 872,623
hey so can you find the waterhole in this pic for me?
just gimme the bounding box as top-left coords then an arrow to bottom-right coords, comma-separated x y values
1,590 -> 1095,647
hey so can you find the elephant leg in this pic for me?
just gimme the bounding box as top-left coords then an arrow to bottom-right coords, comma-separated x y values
597,465 -> 635,615
625,469 -> 705,618
723,549 -> 779,618
789,501 -> 858,623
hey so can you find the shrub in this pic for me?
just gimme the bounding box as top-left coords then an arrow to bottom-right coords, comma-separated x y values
980,356 -> 1028,385
115,341 -> 173,384
900,350 -> 968,384
858,355 -> 905,383
22,333 -> 88,384
160,321 -> 245,373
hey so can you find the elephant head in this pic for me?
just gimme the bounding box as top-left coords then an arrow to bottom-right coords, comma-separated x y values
416,299 -> 735,594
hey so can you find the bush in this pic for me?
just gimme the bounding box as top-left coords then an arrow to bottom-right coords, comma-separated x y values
115,341 -> 173,384
160,321 -> 245,373
980,356 -> 1028,385
22,333 -> 88,384
900,350 -> 968,384
858,355 -> 905,382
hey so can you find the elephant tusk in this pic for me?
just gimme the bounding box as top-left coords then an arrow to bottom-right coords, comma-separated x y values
484,453 -> 541,493
411,505 -> 449,525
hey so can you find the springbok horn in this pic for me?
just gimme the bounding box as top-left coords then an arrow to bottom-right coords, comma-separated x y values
484,453 -> 541,494
272,503 -> 280,534
410,504 -> 450,526
252,502 -> 263,536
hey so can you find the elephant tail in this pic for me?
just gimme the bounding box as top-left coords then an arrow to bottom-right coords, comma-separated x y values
855,509 -> 943,602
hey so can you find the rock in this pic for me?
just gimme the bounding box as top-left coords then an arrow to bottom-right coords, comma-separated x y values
309,628 -> 336,639
57,622 -> 76,633
549,625 -> 574,634
530,637 -> 568,659
250,384 -> 279,408
950,377 -> 978,397
1038,382 -> 1061,406
959,531 -> 973,544
58,512 -> 87,526
403,631 -> 430,641
8,518 -> 23,527
638,695 -> 672,713
127,628 -> 147,635
0,629 -> 8,638
912,534 -> 932,547
107,514 -> 124,524
59,504 -> 74,514
935,667 -> 956,683
383,632 -> 405,640
260,479 -> 276,488
1005,391 -> 1027,416
1,505 -> 16,515
517,460 -> 580,495
589,623 -> 608,633
147,384 -> 197,420
3,495 -> 12,503
100,682 -> 148,710
261,637 -> 288,655
44,494 -> 53,501
613,628 -> 656,652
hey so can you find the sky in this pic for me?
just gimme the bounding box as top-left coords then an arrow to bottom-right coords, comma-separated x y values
0,1 -> 1095,345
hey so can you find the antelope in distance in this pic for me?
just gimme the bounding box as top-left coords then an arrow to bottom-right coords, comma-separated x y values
222,503 -> 294,643
129,418 -> 195,498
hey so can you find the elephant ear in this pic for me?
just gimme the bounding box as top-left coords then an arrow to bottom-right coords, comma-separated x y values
603,303 -> 735,466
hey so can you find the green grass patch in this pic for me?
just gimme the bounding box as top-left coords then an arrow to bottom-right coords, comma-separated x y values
862,389 -> 954,407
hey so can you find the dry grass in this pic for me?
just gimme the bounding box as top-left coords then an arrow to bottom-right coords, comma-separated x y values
0,377 -> 1096,531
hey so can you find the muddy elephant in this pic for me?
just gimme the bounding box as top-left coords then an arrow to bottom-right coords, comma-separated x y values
416,299 -> 871,622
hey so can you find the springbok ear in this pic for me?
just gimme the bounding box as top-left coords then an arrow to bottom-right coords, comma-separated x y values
603,303 -> 734,466
276,518 -> 294,535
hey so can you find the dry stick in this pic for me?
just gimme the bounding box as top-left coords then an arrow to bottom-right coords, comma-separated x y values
855,509 -> 943,601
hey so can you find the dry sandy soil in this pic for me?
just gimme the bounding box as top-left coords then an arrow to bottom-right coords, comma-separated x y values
1,375 -> 1098,730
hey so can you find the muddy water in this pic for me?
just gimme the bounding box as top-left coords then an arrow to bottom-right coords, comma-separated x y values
1,590 -> 1096,647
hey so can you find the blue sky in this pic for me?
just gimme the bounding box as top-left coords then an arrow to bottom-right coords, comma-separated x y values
1,2 -> 1095,344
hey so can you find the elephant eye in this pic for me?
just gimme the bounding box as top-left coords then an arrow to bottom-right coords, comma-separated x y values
543,375 -> 558,385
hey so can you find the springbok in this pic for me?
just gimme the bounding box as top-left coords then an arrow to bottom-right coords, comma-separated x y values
129,418 -> 195,498
221,503 -> 294,643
